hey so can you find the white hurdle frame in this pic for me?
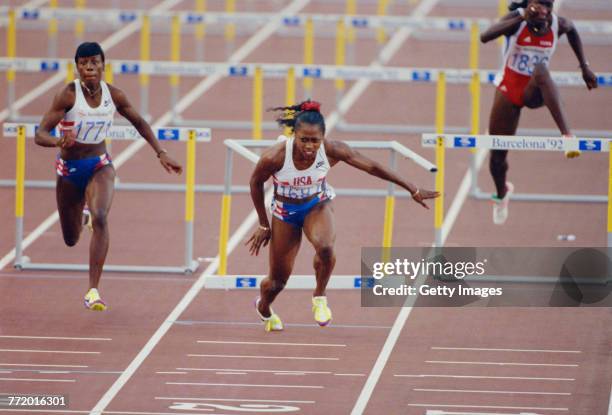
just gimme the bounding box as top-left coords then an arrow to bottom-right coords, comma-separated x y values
422,133 -> 612,247
5,123 -> 211,274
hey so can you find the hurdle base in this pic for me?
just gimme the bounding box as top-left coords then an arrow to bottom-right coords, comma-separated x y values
472,188 -> 607,203
16,262 -> 199,275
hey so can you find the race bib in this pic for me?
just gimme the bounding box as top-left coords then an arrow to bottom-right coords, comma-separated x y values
508,47 -> 550,76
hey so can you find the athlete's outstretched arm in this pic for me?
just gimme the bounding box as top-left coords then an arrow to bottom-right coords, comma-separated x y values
480,11 -> 524,43
109,85 -> 182,174
35,85 -> 75,148
246,144 -> 284,256
558,17 -> 598,90
325,140 -> 439,209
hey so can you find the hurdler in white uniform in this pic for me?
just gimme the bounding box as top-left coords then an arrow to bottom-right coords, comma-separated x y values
271,136 -> 335,227
55,80 -> 116,192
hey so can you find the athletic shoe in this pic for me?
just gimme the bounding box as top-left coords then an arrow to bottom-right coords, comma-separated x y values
84,288 -> 106,311
492,182 -> 514,225
312,296 -> 332,327
563,135 -> 581,159
255,298 -> 283,332
83,208 -> 93,232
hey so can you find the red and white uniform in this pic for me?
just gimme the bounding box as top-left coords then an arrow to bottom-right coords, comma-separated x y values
272,136 -> 335,201
494,8 -> 559,107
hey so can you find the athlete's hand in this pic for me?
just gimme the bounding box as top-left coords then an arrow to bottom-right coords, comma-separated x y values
411,188 -> 441,209
246,226 -> 271,256
56,130 -> 76,149
159,152 -> 183,174
581,66 -> 598,90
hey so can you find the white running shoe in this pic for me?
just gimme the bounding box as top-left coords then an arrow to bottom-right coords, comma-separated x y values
492,182 -> 514,225
312,296 -> 332,327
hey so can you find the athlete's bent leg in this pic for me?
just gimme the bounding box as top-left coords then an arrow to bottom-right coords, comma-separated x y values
56,177 -> 86,247
303,201 -> 336,297
523,63 -> 571,136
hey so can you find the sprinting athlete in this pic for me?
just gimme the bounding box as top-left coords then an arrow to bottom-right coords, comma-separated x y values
481,0 -> 597,224
246,100 -> 439,332
35,42 -> 182,310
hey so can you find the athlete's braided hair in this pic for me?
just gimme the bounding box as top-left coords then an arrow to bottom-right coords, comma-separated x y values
269,100 -> 325,135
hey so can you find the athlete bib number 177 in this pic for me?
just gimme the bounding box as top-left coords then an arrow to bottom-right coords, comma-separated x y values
510,52 -> 549,76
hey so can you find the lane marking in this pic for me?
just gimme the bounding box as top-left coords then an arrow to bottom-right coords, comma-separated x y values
166,382 -> 323,389
395,374 -> 575,381
155,397 -> 315,403
0,335 -> 111,341
408,404 -> 568,411
155,372 -> 186,375
334,373 -> 366,377
0,377 -> 75,383
414,388 -> 571,395
426,360 -> 579,367
0,363 -> 87,368
176,320 -> 392,329
431,346 -> 582,353
215,372 -> 247,375
0,349 -> 99,355
349,0 -> 441,413
187,354 -> 338,361
177,368 -> 331,375
196,340 -> 346,347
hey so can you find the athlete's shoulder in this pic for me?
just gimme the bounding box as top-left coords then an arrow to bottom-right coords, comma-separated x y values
556,15 -> 574,35
259,140 -> 286,170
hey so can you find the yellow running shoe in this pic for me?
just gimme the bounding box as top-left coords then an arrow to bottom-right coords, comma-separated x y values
255,298 -> 283,332
84,288 -> 106,311
312,296 -> 332,327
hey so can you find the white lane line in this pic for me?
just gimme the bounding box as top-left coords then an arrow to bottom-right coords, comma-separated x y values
87,2 -> 311,414
349,1 -> 440,413
0,0 -> 183,272
395,374 -> 575,381
409,404 -> 568,411
0,363 -> 87,368
155,397 -> 315,404
187,354 -> 338,361
166,382 -> 323,389
0,335 -> 111,341
196,340 -> 346,347
0,377 -> 75,383
426,360 -> 579,367
155,371 -> 186,375
0,349 -> 99,354
431,346 -> 582,353
215,372 -> 247,375
414,388 -> 571,396
334,373 -> 366,377
178,368 -> 331,375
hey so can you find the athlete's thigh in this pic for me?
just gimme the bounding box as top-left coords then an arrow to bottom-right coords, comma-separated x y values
303,201 -> 335,249
522,77 -> 544,109
268,216 -> 303,279
56,177 -> 86,236
85,165 -> 116,215
489,89 -> 521,135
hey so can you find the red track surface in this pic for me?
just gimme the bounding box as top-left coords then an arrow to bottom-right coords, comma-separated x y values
0,0 -> 611,414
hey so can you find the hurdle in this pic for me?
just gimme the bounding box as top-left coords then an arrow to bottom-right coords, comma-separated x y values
217,138 -> 437,275
5,123 -> 211,274
421,133 -> 612,247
